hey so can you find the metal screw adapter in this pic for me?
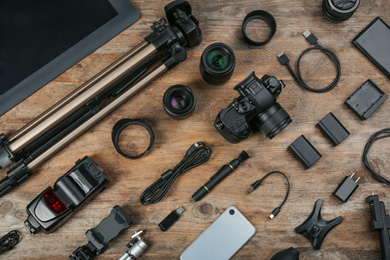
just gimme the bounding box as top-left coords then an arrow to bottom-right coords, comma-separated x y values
118,230 -> 148,260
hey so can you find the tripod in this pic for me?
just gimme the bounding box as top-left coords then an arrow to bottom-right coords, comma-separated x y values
0,0 -> 202,197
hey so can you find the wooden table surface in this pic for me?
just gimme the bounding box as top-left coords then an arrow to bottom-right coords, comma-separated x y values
1,0 -> 390,259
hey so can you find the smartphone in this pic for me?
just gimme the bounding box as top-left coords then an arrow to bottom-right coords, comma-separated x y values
180,206 -> 256,260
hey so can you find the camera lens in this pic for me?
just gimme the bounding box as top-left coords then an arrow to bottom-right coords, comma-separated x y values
254,103 -> 292,139
200,43 -> 236,85
207,50 -> 230,71
163,85 -> 196,120
229,209 -> 235,215
322,0 -> 360,23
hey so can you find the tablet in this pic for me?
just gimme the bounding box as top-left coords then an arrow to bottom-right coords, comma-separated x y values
0,0 -> 140,115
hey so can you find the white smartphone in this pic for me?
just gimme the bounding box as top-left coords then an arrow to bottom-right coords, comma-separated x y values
180,206 -> 256,260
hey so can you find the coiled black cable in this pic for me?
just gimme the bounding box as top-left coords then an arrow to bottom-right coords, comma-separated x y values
140,142 -> 212,205
278,30 -> 341,93
248,171 -> 290,219
0,230 -> 20,255
363,128 -> 390,186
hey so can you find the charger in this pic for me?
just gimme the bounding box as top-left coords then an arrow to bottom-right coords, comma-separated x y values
333,173 -> 360,203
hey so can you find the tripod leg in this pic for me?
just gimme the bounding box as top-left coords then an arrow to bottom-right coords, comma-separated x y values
0,63 -> 167,197
8,43 -> 157,153
9,42 -> 149,144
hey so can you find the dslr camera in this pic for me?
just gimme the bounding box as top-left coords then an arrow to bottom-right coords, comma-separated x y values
215,72 -> 292,143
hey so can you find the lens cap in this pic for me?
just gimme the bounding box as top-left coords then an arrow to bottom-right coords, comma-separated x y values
163,85 -> 196,120
200,43 -> 236,85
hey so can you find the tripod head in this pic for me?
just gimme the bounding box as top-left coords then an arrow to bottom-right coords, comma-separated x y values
165,0 -> 202,47
145,0 -> 202,58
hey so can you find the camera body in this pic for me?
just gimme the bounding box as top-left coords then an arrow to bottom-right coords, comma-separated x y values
215,72 -> 292,143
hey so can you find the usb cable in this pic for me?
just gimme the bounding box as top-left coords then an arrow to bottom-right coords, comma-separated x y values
140,142 -> 212,205
278,30 -> 341,93
248,171 -> 290,219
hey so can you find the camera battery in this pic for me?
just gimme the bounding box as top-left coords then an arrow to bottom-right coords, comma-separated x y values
288,135 -> 322,169
316,113 -> 350,146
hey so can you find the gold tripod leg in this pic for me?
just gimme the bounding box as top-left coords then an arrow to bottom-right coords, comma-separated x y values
9,42 -> 157,153
28,63 -> 168,170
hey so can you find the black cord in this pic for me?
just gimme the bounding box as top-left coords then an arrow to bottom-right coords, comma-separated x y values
248,171 -> 290,219
0,230 -> 20,255
278,30 -> 341,93
363,128 -> 390,186
140,142 -> 212,205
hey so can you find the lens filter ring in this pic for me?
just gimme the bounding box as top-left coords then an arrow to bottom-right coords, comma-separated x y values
112,119 -> 154,159
242,10 -> 277,46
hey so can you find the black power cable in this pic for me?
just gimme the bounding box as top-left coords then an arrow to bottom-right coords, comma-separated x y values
0,230 -> 20,255
363,128 -> 390,186
140,142 -> 212,205
248,171 -> 290,219
278,30 -> 341,93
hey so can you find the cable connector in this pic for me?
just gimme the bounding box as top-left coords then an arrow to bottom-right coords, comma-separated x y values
277,52 -> 290,65
303,30 -> 318,44
247,180 -> 262,193
270,208 -> 280,219
187,142 -> 202,155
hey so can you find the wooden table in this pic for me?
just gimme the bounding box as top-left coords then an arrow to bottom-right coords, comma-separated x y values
1,0 -> 390,259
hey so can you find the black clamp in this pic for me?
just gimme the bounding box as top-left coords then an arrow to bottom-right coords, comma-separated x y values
366,194 -> 390,260
295,199 -> 343,250
70,206 -> 133,260
112,119 -> 155,160
242,10 -> 277,46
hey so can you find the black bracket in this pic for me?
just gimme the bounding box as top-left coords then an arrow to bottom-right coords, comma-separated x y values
366,194 -> 390,260
70,206 -> 133,260
295,199 -> 343,250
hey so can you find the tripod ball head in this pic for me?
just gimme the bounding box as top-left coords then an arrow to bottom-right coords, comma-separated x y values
165,0 -> 202,47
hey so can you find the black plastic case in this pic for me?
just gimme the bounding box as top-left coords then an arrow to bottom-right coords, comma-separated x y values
353,17 -> 390,78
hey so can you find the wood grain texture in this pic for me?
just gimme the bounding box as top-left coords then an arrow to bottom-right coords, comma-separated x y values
1,0 -> 390,259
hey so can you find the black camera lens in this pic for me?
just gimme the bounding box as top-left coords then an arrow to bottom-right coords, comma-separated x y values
254,103 -> 292,139
229,209 -> 235,215
322,0 -> 360,23
200,43 -> 236,85
163,85 -> 196,120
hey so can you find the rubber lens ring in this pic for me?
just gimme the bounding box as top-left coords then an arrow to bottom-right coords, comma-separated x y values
112,119 -> 154,159
242,10 -> 277,46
